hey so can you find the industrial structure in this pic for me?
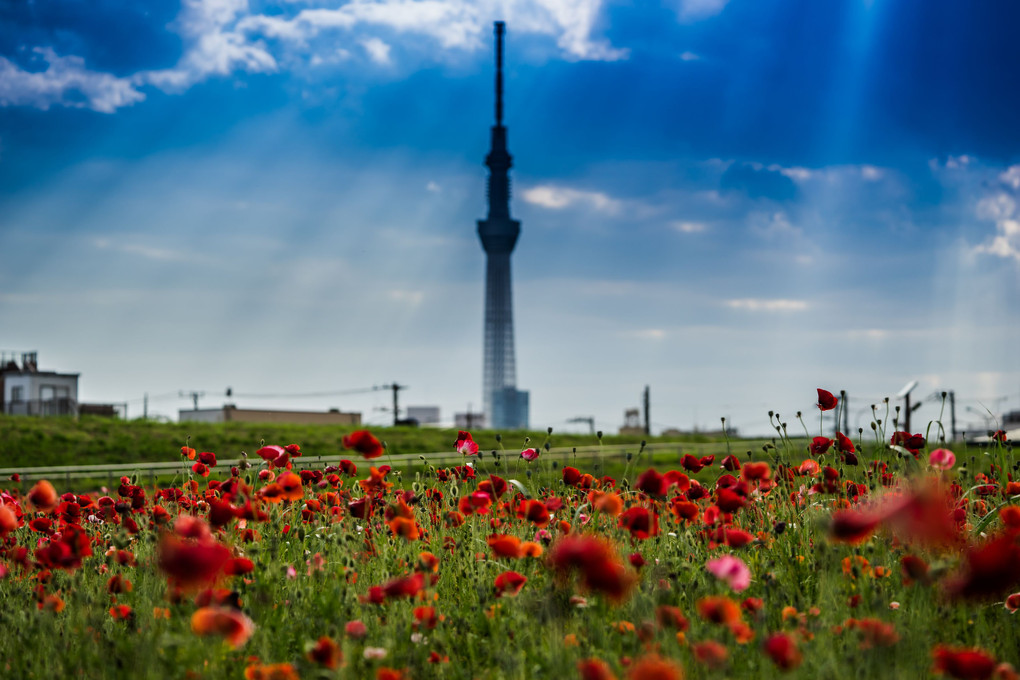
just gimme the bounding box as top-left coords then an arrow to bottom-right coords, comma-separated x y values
477,21 -> 529,430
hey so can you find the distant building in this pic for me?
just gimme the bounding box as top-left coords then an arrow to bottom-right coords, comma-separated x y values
618,408 -> 644,436
0,351 -> 79,416
179,404 -> 361,425
406,406 -> 441,425
455,411 -> 486,430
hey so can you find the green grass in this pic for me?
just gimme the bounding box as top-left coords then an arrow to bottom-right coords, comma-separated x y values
0,415 -> 724,468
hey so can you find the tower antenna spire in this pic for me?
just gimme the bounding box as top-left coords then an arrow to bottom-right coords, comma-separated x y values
495,21 -> 504,126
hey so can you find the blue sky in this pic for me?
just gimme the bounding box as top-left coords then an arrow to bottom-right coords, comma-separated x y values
1,0 -> 1018,437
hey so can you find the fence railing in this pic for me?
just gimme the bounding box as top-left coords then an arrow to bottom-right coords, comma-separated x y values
0,442 -> 720,484
3,398 -> 78,417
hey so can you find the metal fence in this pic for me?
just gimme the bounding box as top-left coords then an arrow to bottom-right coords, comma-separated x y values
3,398 -> 78,417
0,442 -> 713,486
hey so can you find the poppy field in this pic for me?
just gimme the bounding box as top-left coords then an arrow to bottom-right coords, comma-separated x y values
1,390 -> 1018,680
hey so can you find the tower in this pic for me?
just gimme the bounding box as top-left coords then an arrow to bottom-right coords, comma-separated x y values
478,21 -> 528,430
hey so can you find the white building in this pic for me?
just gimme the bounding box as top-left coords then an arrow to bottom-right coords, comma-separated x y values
406,406 -> 441,425
0,351 -> 79,416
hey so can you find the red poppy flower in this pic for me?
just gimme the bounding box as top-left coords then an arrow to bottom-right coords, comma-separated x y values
157,535 -> 231,590
654,605 -> 689,631
635,468 -> 666,496
578,658 -> 617,680
307,636 -> 343,669
900,554 -> 931,585
742,461 -> 771,481
344,620 -> 368,638
494,571 -> 527,597
563,467 -> 582,486
817,389 -> 838,411
109,605 -> 133,621
342,430 -> 385,459
835,431 -> 855,454
829,509 -> 882,544
681,454 -> 704,473
549,535 -> 636,603
810,437 -> 832,455
764,632 -> 802,670
943,533 -> 1020,600
693,640 -> 728,669
413,605 -> 439,629
932,645 -> 997,680
619,507 -> 658,539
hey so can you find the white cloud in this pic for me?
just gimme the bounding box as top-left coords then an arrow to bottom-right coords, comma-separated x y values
388,289 -> 425,305
426,181 -> 442,192
4,0 -> 625,113
360,37 -> 392,64
628,328 -> 666,340
725,298 -> 808,312
0,48 -> 144,113
675,0 -> 729,21
93,238 -> 197,263
140,0 -> 277,92
678,51 -> 701,61
521,184 -> 621,213
670,220 -> 706,233
860,165 -> 883,181
748,210 -> 800,238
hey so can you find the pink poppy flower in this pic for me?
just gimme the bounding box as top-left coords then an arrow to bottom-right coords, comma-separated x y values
706,554 -> 752,592
455,431 -> 479,456
521,448 -> 540,462
929,448 -> 956,470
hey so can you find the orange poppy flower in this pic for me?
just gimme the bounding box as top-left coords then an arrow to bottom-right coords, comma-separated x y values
488,534 -> 523,558
244,662 -> 300,680
626,654 -> 684,680
697,596 -> 742,625
191,606 -> 255,649
28,480 -> 59,512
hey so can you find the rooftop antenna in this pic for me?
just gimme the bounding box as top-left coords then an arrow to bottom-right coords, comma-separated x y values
495,21 -> 504,127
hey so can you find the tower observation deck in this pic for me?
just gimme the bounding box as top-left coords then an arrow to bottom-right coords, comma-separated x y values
477,21 -> 528,430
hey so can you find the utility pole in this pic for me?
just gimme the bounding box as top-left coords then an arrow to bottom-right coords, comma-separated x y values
643,385 -> 650,436
143,393 -> 148,420
949,390 -> 957,441
380,383 -> 407,426
180,390 -> 205,411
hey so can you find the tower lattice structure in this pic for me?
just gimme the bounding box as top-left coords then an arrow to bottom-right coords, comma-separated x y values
477,21 -> 528,430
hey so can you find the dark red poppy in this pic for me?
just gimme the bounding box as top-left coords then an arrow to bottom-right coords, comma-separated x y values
900,554 -> 931,585
720,454 -> 741,471
307,636 -> 343,670
577,659 -> 616,680
764,632 -> 802,670
494,570 -> 527,597
810,437 -> 832,456
817,389 -> 838,411
619,507 -> 658,539
715,487 -> 747,513
681,454 -> 704,473
654,605 -> 689,631
342,430 -> 385,459
943,533 -> 1020,600
831,507 -> 884,543
157,535 -> 231,590
635,468 -> 666,496
562,467 -> 582,486
835,431 -> 855,454
932,645 -> 997,680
